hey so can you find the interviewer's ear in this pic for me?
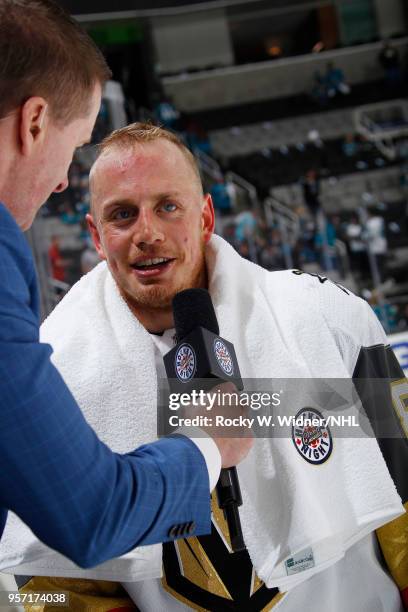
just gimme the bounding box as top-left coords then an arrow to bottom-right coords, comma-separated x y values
86,213 -> 106,260
20,97 -> 48,156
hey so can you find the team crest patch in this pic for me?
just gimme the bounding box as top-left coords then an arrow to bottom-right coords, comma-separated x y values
175,343 -> 196,382
292,408 -> 333,465
213,339 -> 234,376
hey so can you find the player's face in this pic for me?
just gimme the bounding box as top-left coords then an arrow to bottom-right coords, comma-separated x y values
88,139 -> 214,312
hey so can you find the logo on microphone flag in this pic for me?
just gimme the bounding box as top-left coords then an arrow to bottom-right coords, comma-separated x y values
213,339 -> 234,376
175,343 -> 197,382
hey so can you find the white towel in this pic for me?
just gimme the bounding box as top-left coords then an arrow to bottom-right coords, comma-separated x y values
0,260 -> 163,581
206,237 -> 404,589
0,234 -> 403,591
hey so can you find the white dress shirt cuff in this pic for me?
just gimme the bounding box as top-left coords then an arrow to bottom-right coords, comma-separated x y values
176,427 -> 221,491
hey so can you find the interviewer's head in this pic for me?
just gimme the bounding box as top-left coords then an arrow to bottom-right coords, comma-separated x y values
0,0 -> 111,229
87,123 -> 215,327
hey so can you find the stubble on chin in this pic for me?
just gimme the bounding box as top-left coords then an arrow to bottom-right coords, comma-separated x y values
129,284 -> 175,310
122,246 -> 207,313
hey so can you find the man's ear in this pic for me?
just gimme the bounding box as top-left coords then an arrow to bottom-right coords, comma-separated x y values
86,213 -> 106,260
19,97 -> 49,156
201,194 -> 215,244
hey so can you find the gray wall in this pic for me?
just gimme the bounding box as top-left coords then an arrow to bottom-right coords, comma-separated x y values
151,9 -> 233,75
163,37 -> 408,112
373,0 -> 406,39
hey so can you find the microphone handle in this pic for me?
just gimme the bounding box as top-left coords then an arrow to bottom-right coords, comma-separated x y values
215,467 -> 246,553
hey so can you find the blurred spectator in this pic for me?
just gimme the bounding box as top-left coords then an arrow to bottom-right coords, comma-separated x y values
363,209 -> 388,282
398,303 -> 408,331
342,133 -> 358,157
307,130 -> 324,149
400,163 -> 408,222
293,206 -> 317,266
61,203 -> 80,225
210,176 -> 232,216
48,236 -> 69,283
314,214 -> 337,272
260,237 -> 285,271
154,96 -> 180,130
378,40 -> 402,88
367,290 -> 399,333
221,222 -> 238,249
307,130 -> 328,170
301,169 -> 321,217
68,171 -> 83,205
80,239 -> 100,275
399,161 -> 408,187
237,239 -> 251,261
234,210 -> 258,243
397,139 -> 408,160
311,70 -> 329,106
75,197 -> 90,218
186,122 -> 212,156
92,99 -> 112,143
345,215 -> 367,277
324,62 -> 351,97
68,161 -> 90,208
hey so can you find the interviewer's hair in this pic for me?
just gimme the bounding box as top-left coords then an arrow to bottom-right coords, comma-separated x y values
96,122 -> 202,188
0,0 -> 111,123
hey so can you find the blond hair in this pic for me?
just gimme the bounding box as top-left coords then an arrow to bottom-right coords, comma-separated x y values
96,122 -> 202,187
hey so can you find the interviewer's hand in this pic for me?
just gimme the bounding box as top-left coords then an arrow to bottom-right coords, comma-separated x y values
199,382 -> 254,468
212,434 -> 254,468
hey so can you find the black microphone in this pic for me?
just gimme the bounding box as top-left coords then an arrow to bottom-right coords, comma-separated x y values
163,288 -> 246,552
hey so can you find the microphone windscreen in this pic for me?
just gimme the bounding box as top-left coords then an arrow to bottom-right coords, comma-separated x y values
173,288 -> 219,340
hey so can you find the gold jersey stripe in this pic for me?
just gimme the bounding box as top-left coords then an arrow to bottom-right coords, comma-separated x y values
211,493 -> 232,550
162,495 -> 284,610
175,536 -> 232,599
19,576 -> 136,612
376,500 -> 408,591
252,571 -> 264,596
162,578 -> 286,612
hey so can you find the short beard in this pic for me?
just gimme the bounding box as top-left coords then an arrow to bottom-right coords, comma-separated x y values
121,242 -> 206,313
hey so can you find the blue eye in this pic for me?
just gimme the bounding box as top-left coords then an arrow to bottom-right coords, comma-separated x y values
114,209 -> 133,220
162,203 -> 177,212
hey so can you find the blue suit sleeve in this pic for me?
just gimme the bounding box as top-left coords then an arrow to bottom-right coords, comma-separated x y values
0,207 -> 211,567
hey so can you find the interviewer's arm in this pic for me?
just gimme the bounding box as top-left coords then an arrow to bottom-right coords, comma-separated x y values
0,218 -> 212,568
